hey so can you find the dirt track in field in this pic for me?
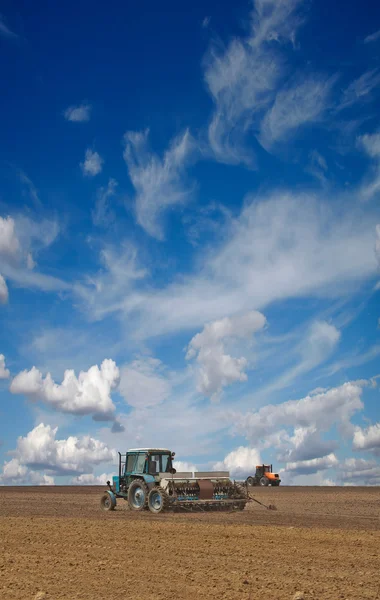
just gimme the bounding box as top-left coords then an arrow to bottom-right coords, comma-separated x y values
0,486 -> 379,600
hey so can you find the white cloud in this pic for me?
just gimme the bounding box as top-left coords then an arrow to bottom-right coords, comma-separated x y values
119,357 -> 172,408
10,423 -> 116,475
0,215 -> 20,259
232,381 -> 365,445
260,76 -> 334,150
358,134 -> 380,201
364,29 -> 380,44
70,472 -> 113,485
123,129 -> 195,239
81,192 -> 378,340
337,458 -> 380,485
10,359 -> 120,420
0,215 -> 65,293
0,274 -> 8,304
0,14 -> 17,39
204,0 -> 303,165
284,452 -> 338,475
0,458 -> 54,486
81,149 -> 103,177
261,321 -> 341,394
278,426 -> 337,462
338,70 -> 380,111
64,103 -> 91,122
75,243 -> 147,320
214,446 -> 261,478
92,178 -> 118,227
173,460 -> 198,473
186,311 -> 266,399
353,423 -> 380,454
0,354 -> 10,379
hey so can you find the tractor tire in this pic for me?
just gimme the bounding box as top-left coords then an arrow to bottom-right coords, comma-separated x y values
100,493 -> 115,511
246,476 -> 255,487
260,477 -> 269,486
128,480 -> 149,511
147,487 -> 170,514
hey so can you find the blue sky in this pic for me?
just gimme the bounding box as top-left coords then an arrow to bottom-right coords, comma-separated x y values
0,0 -> 380,486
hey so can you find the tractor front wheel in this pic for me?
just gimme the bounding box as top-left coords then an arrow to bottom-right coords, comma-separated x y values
246,476 -> 255,486
100,493 -> 115,511
128,480 -> 149,511
147,487 -> 169,514
260,477 -> 269,486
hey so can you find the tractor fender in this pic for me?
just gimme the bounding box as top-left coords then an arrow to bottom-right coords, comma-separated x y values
103,489 -> 117,509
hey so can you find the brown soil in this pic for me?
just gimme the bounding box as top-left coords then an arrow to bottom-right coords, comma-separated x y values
0,486 -> 379,599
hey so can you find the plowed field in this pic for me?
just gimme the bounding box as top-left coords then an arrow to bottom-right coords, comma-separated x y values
0,486 -> 379,600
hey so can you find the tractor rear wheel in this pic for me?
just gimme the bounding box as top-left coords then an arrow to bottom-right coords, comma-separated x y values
100,493 -> 115,511
128,480 -> 149,511
147,487 -> 169,514
246,476 -> 255,486
260,477 -> 269,486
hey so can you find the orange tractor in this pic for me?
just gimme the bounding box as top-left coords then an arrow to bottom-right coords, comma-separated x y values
246,464 -> 281,487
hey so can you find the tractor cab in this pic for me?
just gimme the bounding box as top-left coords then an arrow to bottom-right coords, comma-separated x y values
113,448 -> 175,494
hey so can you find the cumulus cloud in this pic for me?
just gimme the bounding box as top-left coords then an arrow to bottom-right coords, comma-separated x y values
71,472 -> 113,485
186,311 -> 266,399
10,359 -> 120,420
0,354 -> 10,379
123,128 -> 195,239
284,452 -> 338,475
214,446 -> 261,478
337,458 -> 380,486
9,423 -> 116,475
119,357 -> 171,408
278,426 -> 338,463
204,0 -> 304,165
260,76 -> 334,150
0,458 -> 54,486
64,103 -> 91,122
232,381 -> 365,446
81,149 -> 103,177
0,215 -> 20,259
173,460 -> 198,473
353,423 -> 380,455
0,274 -> 8,304
92,178 -> 118,227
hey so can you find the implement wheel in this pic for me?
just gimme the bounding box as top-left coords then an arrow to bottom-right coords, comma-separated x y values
147,488 -> 169,514
260,477 -> 269,486
100,493 -> 115,511
128,480 -> 148,511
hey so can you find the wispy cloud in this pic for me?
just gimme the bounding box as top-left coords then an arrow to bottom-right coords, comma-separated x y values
64,103 -> 92,122
202,16 -> 210,29
337,69 -> 380,111
78,191 -> 378,340
81,149 -> 103,177
203,0 -> 304,165
364,29 -> 380,44
92,178 -> 118,227
358,133 -> 380,201
123,128 -> 196,239
259,75 -> 334,150
0,14 -> 17,39
0,274 -> 8,304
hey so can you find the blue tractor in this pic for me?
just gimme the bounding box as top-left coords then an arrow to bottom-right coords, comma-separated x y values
100,448 -> 248,513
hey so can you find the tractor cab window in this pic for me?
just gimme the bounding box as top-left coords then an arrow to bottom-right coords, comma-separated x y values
135,454 -> 147,474
161,454 -> 171,472
126,453 -> 137,473
149,454 -> 160,474
264,466 -> 270,472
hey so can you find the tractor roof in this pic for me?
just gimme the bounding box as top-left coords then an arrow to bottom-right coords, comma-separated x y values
127,448 -> 171,453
